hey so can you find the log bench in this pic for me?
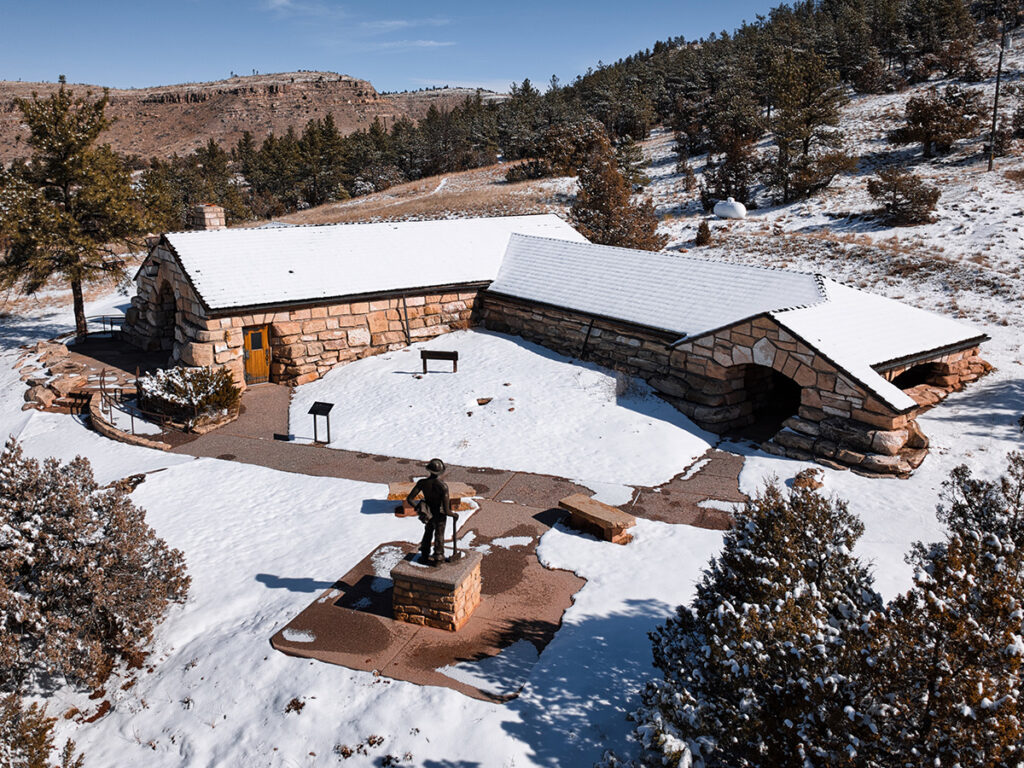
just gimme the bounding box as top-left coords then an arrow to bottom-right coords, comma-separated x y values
558,493 -> 636,545
388,480 -> 478,516
421,349 -> 458,374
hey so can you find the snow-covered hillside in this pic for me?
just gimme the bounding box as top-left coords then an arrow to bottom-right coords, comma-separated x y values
1,32 -> 1022,768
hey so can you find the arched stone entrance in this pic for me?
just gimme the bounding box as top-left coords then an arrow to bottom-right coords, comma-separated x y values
152,280 -> 178,353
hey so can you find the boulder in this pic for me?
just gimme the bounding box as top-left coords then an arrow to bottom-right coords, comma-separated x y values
870,428 -> 909,456
25,386 -> 56,407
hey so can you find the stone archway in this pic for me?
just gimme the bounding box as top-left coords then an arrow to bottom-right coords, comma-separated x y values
719,363 -> 803,441
152,280 -> 178,354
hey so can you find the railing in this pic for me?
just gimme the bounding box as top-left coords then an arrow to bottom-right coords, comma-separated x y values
96,369 -> 176,436
87,315 -> 124,336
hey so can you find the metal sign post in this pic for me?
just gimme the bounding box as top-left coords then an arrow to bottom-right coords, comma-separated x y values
308,401 -> 334,444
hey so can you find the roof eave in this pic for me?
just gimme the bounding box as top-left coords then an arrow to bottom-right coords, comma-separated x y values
871,334 -> 992,373
204,280 -> 493,318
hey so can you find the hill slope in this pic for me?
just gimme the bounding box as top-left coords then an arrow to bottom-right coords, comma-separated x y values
0,71 -> 497,163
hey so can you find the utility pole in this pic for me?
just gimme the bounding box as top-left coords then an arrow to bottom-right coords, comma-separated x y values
988,5 -> 1008,172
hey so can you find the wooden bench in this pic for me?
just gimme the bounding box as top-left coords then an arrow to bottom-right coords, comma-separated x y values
558,493 -> 636,545
421,349 -> 458,374
388,480 -> 477,516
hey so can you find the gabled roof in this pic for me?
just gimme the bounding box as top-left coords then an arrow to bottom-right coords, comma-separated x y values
771,279 -> 988,411
489,234 -> 826,335
161,214 -> 588,312
489,235 -> 987,414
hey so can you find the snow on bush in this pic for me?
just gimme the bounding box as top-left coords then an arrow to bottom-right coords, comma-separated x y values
608,482 -> 881,767
0,440 -> 190,691
605,455 -> 1024,768
0,693 -> 83,768
137,365 -> 240,430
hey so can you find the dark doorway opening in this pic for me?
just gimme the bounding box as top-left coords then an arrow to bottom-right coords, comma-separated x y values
730,364 -> 803,442
152,281 -> 177,355
891,363 -> 941,390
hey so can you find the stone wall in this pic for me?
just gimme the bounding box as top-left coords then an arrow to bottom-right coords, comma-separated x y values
263,290 -> 477,385
479,292 -> 988,477
391,551 -> 483,632
123,245 -> 479,388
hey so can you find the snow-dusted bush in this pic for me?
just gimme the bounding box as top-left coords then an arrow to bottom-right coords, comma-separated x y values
865,453 -> 1024,767
138,365 -> 240,430
0,693 -> 83,768
867,167 -> 941,225
504,158 -> 553,183
606,458 -> 1024,768
606,482 -> 882,767
0,440 -> 189,690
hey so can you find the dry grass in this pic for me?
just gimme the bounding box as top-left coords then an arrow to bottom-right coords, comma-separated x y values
273,164 -> 574,226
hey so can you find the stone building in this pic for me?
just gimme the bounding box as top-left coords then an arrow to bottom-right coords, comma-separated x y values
122,212 -> 989,476
121,212 -> 586,387
479,235 -> 990,477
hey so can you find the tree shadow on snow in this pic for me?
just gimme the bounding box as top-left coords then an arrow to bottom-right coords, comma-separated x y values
919,375 -> 1024,444
254,573 -> 335,593
501,598 -> 675,767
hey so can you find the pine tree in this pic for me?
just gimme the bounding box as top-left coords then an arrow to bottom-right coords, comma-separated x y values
298,114 -> 347,206
867,166 -> 941,224
695,219 -> 712,246
616,483 -> 883,768
0,694 -> 83,768
0,78 -> 146,337
866,453 -> 1024,767
570,145 -> 667,251
614,137 -> 650,190
890,85 -> 988,157
0,440 -> 190,690
764,51 -> 854,202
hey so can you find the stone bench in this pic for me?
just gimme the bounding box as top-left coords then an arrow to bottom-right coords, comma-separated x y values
558,493 -> 636,545
388,480 -> 477,516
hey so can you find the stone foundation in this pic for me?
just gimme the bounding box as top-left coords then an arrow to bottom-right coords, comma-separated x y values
391,551 -> 482,632
479,292 -> 990,477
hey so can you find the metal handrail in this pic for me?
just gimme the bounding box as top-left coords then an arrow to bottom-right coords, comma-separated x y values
96,368 -> 176,436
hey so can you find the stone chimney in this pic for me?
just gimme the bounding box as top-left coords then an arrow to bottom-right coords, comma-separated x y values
187,204 -> 226,231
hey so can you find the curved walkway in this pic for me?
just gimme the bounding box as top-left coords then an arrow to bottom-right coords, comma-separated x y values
169,384 -> 747,528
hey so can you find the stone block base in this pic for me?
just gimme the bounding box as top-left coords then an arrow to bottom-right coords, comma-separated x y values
391,550 -> 482,631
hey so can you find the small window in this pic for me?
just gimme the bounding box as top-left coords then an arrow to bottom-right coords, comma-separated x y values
249,331 -> 263,350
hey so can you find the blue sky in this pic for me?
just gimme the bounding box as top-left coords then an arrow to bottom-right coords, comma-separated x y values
1,1 -> 779,92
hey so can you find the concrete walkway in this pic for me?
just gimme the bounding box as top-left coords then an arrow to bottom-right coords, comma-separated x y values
170,384 -> 746,527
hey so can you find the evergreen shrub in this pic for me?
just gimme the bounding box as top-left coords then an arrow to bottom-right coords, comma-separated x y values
138,365 -> 241,430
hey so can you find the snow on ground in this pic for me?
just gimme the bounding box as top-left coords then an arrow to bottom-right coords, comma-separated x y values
734,317 -> 1024,599
289,329 -> 715,489
37,447 -> 724,767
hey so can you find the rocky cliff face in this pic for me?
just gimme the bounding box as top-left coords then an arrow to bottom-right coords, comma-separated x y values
0,71 -> 493,163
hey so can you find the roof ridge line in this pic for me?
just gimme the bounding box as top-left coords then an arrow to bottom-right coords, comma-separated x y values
166,212 -> 564,237
507,233 -> 826,280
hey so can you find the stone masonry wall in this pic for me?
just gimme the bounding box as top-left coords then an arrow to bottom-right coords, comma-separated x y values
124,249 -> 479,388
479,292 -> 987,477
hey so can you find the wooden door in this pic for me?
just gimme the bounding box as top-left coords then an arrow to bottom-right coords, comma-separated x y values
243,326 -> 271,384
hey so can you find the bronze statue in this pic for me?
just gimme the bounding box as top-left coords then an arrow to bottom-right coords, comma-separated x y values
406,458 -> 459,565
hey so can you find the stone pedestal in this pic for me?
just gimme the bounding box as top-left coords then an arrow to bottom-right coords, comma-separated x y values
391,550 -> 482,631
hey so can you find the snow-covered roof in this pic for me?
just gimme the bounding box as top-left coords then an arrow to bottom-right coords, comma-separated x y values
490,235 -> 986,413
161,215 -> 587,312
489,234 -> 826,335
772,279 -> 987,411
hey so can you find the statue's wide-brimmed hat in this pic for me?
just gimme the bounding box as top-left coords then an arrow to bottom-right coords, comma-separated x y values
425,458 -> 446,474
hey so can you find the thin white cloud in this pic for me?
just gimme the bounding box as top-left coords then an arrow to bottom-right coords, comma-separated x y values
368,40 -> 456,51
262,0 -> 346,19
360,18 -> 450,32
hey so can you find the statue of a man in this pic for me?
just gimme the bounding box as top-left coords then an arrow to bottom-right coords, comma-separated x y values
405,458 -> 458,565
